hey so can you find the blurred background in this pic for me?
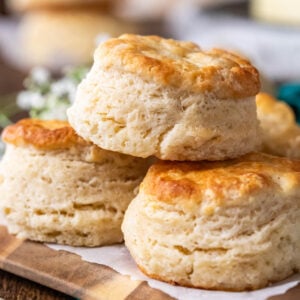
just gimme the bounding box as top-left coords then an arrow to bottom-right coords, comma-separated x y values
1,0 -> 300,296
0,0 -> 300,134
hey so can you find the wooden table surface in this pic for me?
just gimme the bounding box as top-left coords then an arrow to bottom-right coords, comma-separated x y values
0,270 -> 74,300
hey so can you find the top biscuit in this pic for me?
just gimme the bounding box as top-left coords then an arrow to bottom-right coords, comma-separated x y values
68,34 -> 260,160
95,34 -> 260,99
2,119 -> 89,150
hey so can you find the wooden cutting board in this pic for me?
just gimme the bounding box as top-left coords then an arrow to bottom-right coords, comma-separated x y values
0,224 -> 300,300
0,225 -> 174,300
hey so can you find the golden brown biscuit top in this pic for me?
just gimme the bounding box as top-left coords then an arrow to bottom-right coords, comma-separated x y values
141,153 -> 300,211
95,34 -> 260,99
2,119 -> 89,150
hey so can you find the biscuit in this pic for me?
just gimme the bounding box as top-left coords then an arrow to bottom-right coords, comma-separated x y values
68,34 -> 260,161
122,153 -> 300,291
257,93 -> 300,159
0,119 -> 151,246
9,0 -> 109,12
20,11 -> 136,69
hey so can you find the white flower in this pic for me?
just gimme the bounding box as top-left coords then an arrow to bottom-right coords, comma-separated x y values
17,91 -> 46,110
31,67 -> 50,85
40,104 -> 69,121
51,78 -> 77,102
0,139 -> 5,158
30,93 -> 47,109
17,91 -> 33,109
68,87 -> 77,103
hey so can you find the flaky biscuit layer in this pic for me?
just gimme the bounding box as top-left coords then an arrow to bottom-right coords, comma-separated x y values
122,153 -> 300,290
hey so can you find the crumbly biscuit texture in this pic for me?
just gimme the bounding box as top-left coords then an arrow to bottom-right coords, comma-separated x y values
0,144 -> 151,246
257,93 -> 300,159
68,62 -> 260,160
0,119 -> 152,246
122,153 -> 300,290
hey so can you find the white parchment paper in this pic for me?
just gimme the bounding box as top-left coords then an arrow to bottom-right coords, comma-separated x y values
47,243 -> 299,300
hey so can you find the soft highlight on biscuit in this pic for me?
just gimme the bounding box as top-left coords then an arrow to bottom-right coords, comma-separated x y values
122,153 -> 300,291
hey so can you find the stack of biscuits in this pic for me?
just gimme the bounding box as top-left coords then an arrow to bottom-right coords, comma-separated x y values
1,34 -> 299,291
8,0 -> 136,69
